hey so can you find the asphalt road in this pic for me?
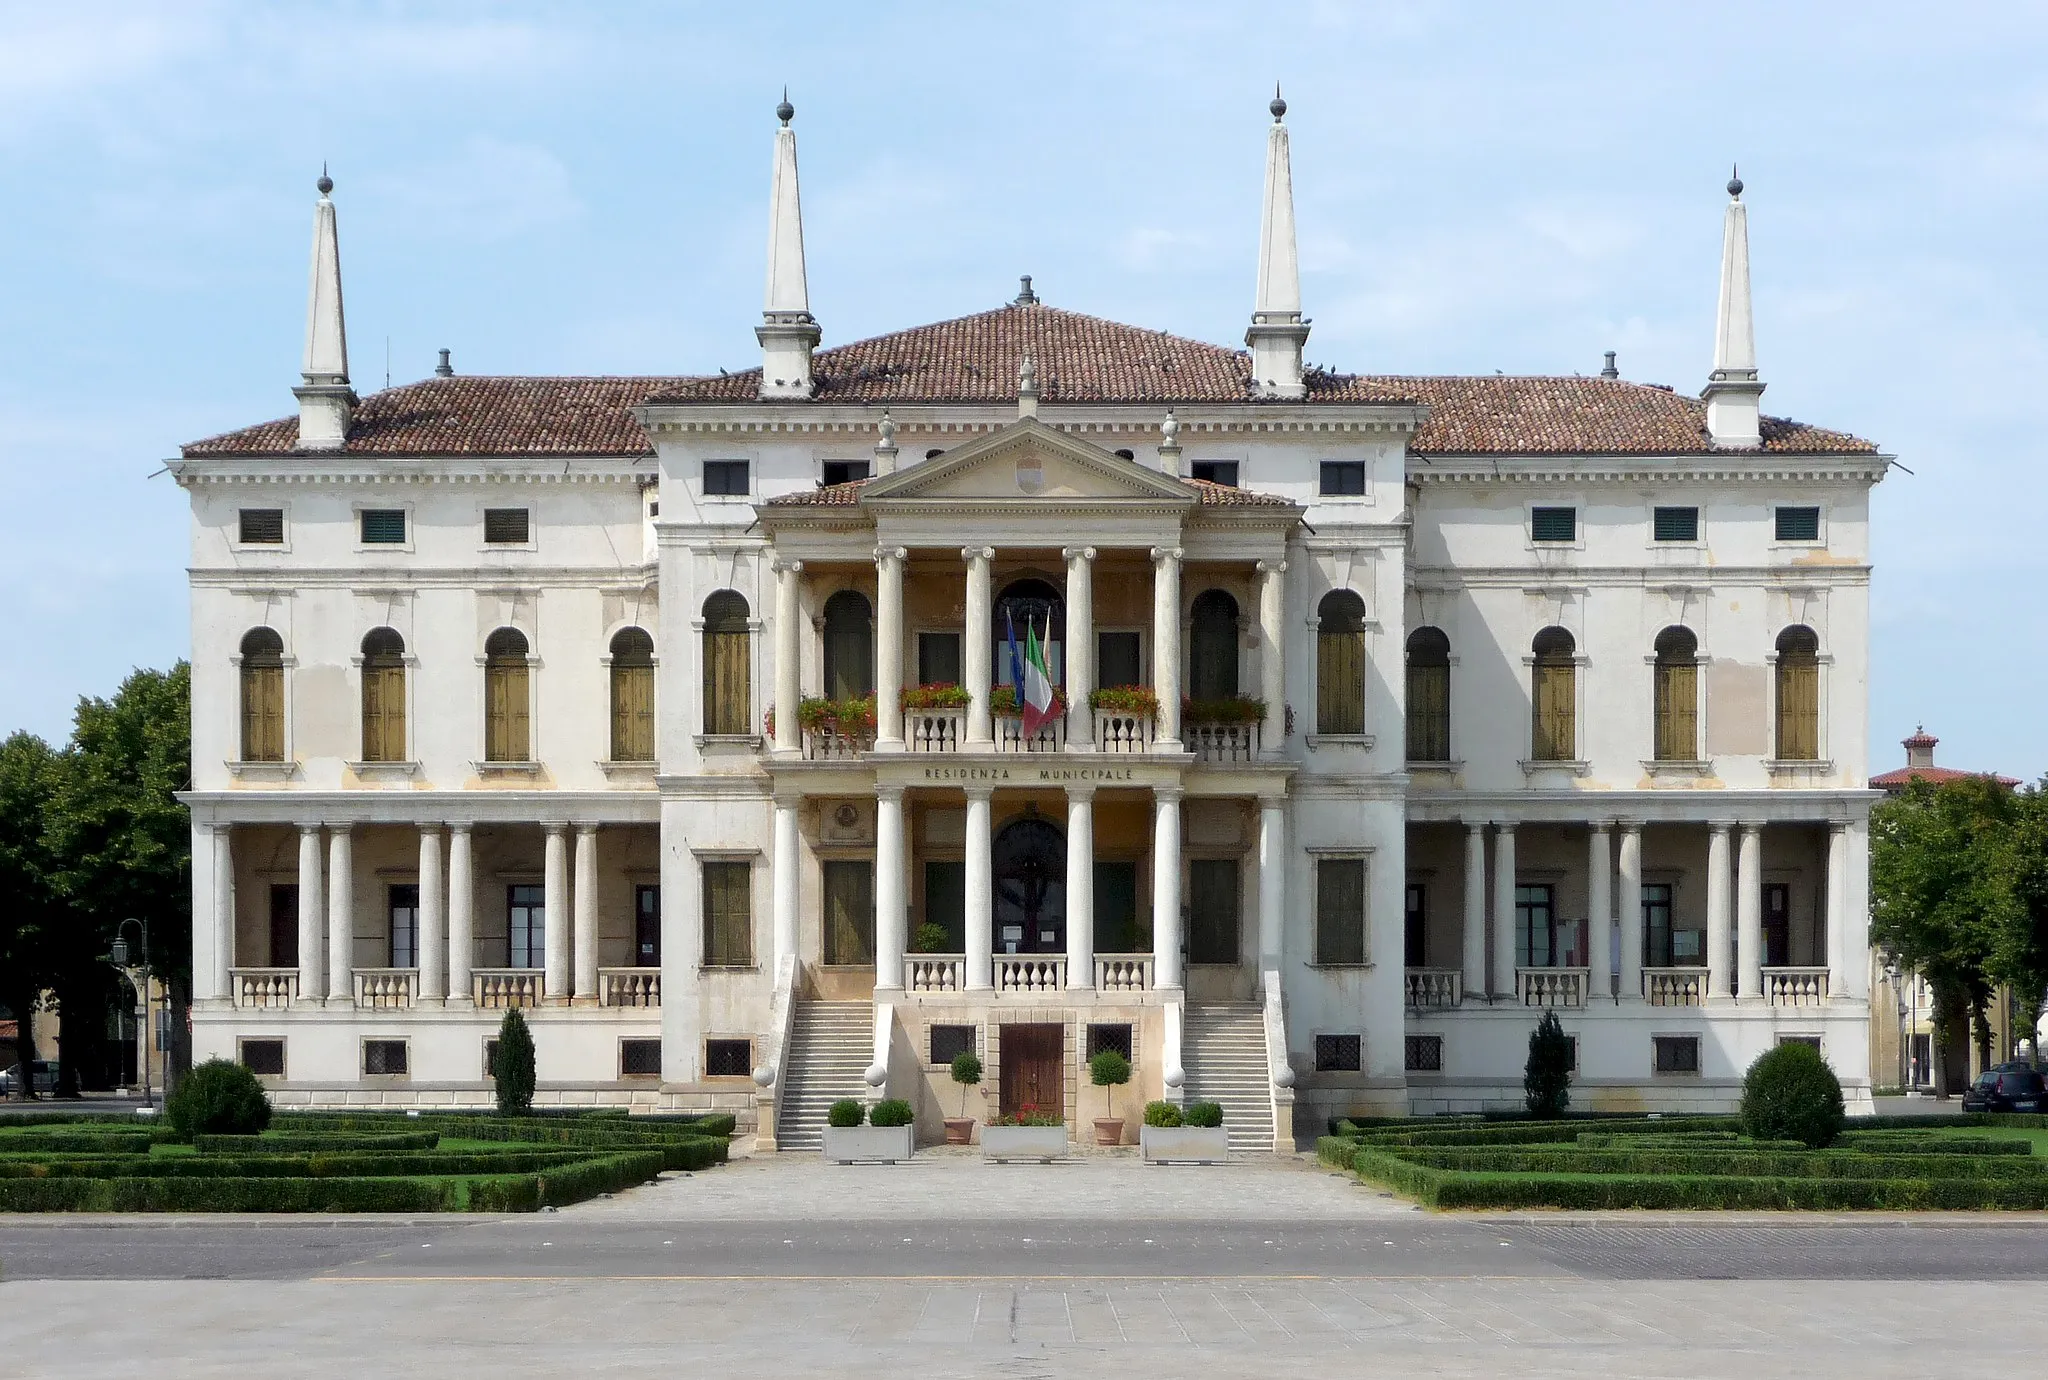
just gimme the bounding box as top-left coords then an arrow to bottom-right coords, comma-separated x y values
6,1215 -> 2046,1282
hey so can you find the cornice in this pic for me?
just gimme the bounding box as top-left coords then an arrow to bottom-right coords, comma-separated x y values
191,566 -> 657,591
638,404 -> 1425,438
1408,564 -> 1869,588
168,458 -> 656,487
1408,454 -> 1891,485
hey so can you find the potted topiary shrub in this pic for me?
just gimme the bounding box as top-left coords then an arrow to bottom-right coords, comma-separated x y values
1742,1042 -> 1845,1148
822,1096 -> 917,1164
1089,1049 -> 1131,1145
981,1105 -> 1066,1162
1524,1010 -> 1573,1119
1141,1097 -> 1229,1164
946,1051 -> 982,1145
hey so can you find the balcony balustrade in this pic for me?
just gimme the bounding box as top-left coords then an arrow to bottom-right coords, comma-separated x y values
1094,954 -> 1154,991
1188,721 -> 1259,762
599,967 -> 660,1007
993,716 -> 1064,753
1643,967 -> 1706,1006
908,954 -> 966,992
1516,967 -> 1589,1008
1763,966 -> 1830,1006
473,968 -> 543,1008
1092,710 -> 1154,754
1404,967 -> 1462,1009
231,968 -> 297,1008
803,724 -> 873,760
352,968 -> 417,1009
905,707 -> 965,753
997,955 -> 1067,990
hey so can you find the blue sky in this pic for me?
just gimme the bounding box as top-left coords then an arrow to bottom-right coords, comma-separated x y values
2,2 -> 2042,775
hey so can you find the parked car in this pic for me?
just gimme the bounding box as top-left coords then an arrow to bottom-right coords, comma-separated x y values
0,1061 -> 59,1096
1963,1066 -> 2047,1113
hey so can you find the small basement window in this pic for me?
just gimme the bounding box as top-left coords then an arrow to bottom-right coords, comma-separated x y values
238,1038 -> 285,1077
1315,1034 -> 1361,1072
359,509 -> 407,544
703,460 -> 750,496
705,1038 -> 752,1077
1086,1023 -> 1134,1061
1653,506 -> 1699,542
1653,1035 -> 1700,1075
362,1039 -> 409,1076
929,1024 -> 976,1066
482,1039 -> 500,1079
1778,1034 -> 1823,1053
1530,506 -> 1577,543
1190,460 -> 1239,488
1319,460 -> 1366,496
484,508 -> 531,544
1775,506 -> 1822,542
619,1039 -> 662,1078
821,459 -> 870,487
238,509 -> 285,544
1404,1034 -> 1442,1073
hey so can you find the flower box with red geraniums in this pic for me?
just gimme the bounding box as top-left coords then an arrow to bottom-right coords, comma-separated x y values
1089,685 -> 1160,720
989,685 -> 1069,718
798,695 -> 878,739
901,683 -> 972,710
1180,694 -> 1267,726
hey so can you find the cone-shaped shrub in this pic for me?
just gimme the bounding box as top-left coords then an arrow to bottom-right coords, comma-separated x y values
492,1009 -> 537,1116
1524,1011 -> 1573,1119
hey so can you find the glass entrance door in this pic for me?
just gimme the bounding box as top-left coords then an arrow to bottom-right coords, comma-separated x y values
993,817 -> 1065,954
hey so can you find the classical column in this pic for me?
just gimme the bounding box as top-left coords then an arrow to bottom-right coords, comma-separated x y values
875,546 -> 907,749
1257,795 -> 1286,972
1461,822 -> 1487,1002
1151,547 -> 1183,747
964,785 -> 994,989
772,795 -> 800,966
773,559 -> 803,753
447,824 -> 474,1005
1257,559 -> 1287,756
1065,785 -> 1097,987
963,547 -> 994,747
1491,824 -> 1518,1000
1706,821 -> 1734,1002
325,825 -> 354,1004
573,824 -> 599,1004
418,826 -> 446,1002
1826,821 -> 1848,1002
1842,817 -> 1871,1000
543,823 -> 570,1003
209,823 -> 233,1003
1153,786 -> 1184,989
1736,822 -> 1764,1004
1063,546 -> 1096,750
1588,823 -> 1613,1002
296,826 -> 324,1003
1617,823 -> 1644,1002
875,785 -> 907,991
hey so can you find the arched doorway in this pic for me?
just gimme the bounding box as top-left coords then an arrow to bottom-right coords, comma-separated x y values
993,578 -> 1064,687
993,815 -> 1065,954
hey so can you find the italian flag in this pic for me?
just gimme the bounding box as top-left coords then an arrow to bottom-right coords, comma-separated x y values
1021,613 -> 1058,735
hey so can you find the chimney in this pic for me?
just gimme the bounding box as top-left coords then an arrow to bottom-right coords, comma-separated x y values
1600,350 -> 1618,380
434,348 -> 453,378
1903,726 -> 1937,770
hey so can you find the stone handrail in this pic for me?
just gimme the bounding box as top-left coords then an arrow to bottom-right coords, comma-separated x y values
600,967 -> 660,1007
908,954 -> 966,992
1262,969 -> 1296,1154
996,955 -> 1066,991
993,715 -> 1065,753
353,968 -> 417,1009
756,952 -> 799,1153
1643,967 -> 1706,1005
1092,710 -> 1154,754
231,968 -> 297,1008
867,999 -> 894,1107
1404,968 -> 1462,1009
905,706 -> 965,752
1163,995 -> 1186,1107
1516,967 -> 1589,1008
1094,953 -> 1153,991
1763,967 -> 1830,1006
472,968 -> 542,1008
1188,721 -> 1259,762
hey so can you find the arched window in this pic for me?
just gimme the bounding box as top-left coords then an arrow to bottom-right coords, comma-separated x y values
701,591 -> 751,736
609,627 -> 655,762
484,627 -> 530,763
992,578 -> 1065,686
1530,627 -> 1577,761
1188,589 -> 1240,701
360,628 -> 406,763
1653,627 -> 1699,762
1405,627 -> 1451,762
1315,590 -> 1367,735
821,590 -> 874,701
239,628 -> 285,762
1775,625 -> 1821,761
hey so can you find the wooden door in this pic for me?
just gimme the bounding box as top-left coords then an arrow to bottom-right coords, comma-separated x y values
999,1024 -> 1064,1120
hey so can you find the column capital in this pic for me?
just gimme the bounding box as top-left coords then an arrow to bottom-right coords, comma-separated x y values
448,821 -> 473,837
1590,820 -> 1612,837
1494,820 -> 1516,837
1461,818 -> 1486,835
327,821 -> 354,838
1061,545 -> 1098,563
298,821 -> 324,836
1739,819 -> 1765,836
1709,819 -> 1735,836
1149,545 -> 1184,566
873,545 -> 907,565
1257,790 -> 1288,808
1153,784 -> 1185,805
1620,818 -> 1643,838
1063,782 -> 1098,802
1828,819 -> 1850,836
961,545 -> 994,564
417,822 -> 443,837
962,782 -> 996,803
772,790 -> 804,810
575,822 -> 599,839
774,557 -> 805,575
1255,558 -> 1288,575
543,820 -> 570,837
876,782 -> 907,804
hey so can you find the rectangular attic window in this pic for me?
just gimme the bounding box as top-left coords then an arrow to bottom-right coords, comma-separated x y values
484,508 -> 530,544
238,509 -> 285,544
1653,506 -> 1700,542
1775,506 -> 1822,542
821,459 -> 870,487
1319,461 -> 1366,496
703,460 -> 750,496
359,509 -> 406,544
1530,507 -> 1577,543
1190,460 -> 1238,488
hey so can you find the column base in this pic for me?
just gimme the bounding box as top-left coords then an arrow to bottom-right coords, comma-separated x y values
446,993 -> 476,1009
571,995 -> 599,1008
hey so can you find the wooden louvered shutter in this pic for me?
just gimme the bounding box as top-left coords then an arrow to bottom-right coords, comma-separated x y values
243,664 -> 284,761
612,663 -> 654,761
1533,662 -> 1575,760
1317,630 -> 1365,735
1655,661 -> 1697,761
704,629 -> 750,736
487,661 -> 528,762
363,663 -> 403,762
1777,659 -> 1819,760
1406,663 -> 1449,761
505,662 -> 530,761
702,861 -> 752,967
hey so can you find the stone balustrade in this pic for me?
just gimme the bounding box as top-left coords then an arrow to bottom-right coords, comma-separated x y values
908,955 -> 965,992
1187,721 -> 1259,762
599,967 -> 660,1007
1763,966 -> 1830,1006
1404,967 -> 1462,1009
905,707 -> 965,752
473,968 -> 543,1008
1516,967 -> 1589,1008
1094,953 -> 1154,991
1643,967 -> 1706,1005
803,724 -> 873,760
231,968 -> 297,1008
994,716 -> 1065,753
352,968 -> 417,1009
997,955 -> 1067,991
1092,710 -> 1154,753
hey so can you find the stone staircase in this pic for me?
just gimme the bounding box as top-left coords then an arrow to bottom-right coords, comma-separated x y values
777,1001 -> 873,1153
1182,1002 -> 1276,1154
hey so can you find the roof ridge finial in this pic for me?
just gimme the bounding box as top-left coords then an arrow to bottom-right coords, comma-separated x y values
1017,351 -> 1039,420
777,87 -> 794,126
317,161 -> 333,196
1271,82 -> 1286,122
1157,408 -> 1182,477
1727,162 -> 1742,199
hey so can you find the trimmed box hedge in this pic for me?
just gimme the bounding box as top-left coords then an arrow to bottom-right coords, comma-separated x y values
0,1130 -> 155,1155
193,1131 -> 442,1154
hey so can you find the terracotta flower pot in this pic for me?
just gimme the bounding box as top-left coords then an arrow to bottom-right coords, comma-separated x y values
943,1117 -> 976,1146
1093,1117 -> 1124,1147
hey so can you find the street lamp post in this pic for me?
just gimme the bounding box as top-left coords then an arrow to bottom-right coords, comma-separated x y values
109,918 -> 152,1109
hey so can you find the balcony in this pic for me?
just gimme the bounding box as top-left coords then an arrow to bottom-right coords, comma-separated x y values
994,716 -> 1065,753
1516,967 -> 1589,1008
905,952 -> 1156,994
473,969 -> 543,1008
905,706 -> 965,752
599,967 -> 660,1007
803,724 -> 873,760
230,968 -> 297,1008
1188,721 -> 1259,763
1643,967 -> 1706,1005
1405,968 -> 1462,1009
1092,709 -> 1154,753
1763,967 -> 1830,1006
353,968 -> 417,1009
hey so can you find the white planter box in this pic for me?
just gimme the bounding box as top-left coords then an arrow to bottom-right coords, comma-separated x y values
1141,1125 -> 1230,1164
980,1125 -> 1068,1162
821,1125 -> 915,1164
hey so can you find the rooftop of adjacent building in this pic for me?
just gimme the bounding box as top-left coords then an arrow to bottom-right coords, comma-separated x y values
1869,725 -> 2023,791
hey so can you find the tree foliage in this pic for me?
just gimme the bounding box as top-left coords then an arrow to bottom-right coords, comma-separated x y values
1741,1042 -> 1845,1148
0,732 -> 64,1098
1523,1010 -> 1573,1118
492,1008 -> 537,1115
165,1057 -> 272,1139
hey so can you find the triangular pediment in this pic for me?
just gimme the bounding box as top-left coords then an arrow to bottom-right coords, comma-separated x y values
859,417 -> 1197,508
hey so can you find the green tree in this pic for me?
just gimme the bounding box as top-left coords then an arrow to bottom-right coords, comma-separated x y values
1523,1010 -> 1573,1118
0,732 -> 64,1099
1989,782 -> 2048,1065
1870,776 -> 2012,1093
492,1008 -> 537,1114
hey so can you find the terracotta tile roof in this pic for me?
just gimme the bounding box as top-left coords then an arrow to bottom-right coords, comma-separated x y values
763,474 -> 1294,508
1870,766 -> 2022,791
181,306 -> 1878,459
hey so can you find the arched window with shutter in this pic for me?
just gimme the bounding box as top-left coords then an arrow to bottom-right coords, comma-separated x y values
1653,627 -> 1699,761
1530,627 -> 1576,761
239,628 -> 285,762
609,627 -> 655,761
1315,590 -> 1367,735
701,591 -> 751,735
1775,625 -> 1821,760
1405,627 -> 1451,762
1188,589 -> 1240,701
821,590 -> 874,701
484,627 -> 531,763
360,628 -> 407,762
